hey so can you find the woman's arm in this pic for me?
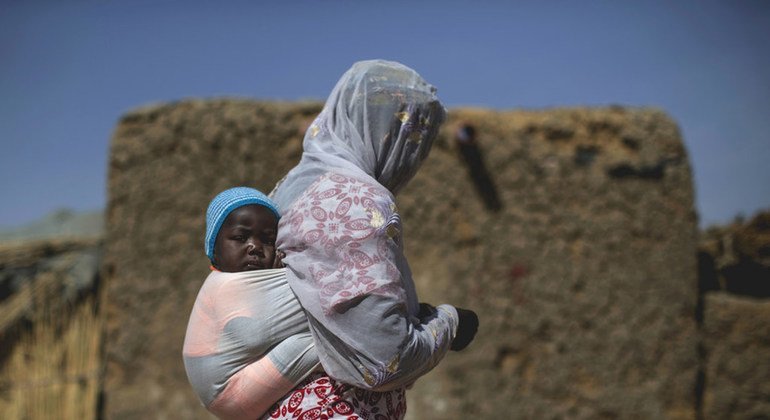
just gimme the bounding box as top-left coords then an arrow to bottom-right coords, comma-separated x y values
278,172 -> 472,390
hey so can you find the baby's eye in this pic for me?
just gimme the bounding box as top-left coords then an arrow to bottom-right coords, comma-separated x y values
232,235 -> 246,242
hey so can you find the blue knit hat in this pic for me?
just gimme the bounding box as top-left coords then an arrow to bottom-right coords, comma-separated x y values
205,187 -> 281,261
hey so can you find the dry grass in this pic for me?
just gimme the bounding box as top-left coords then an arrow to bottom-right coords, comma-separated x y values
0,293 -> 102,419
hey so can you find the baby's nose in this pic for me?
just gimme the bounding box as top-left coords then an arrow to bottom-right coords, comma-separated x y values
247,241 -> 264,255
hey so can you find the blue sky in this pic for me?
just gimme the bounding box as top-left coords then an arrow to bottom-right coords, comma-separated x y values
1,1 -> 768,228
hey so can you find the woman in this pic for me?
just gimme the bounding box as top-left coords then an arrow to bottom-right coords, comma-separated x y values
269,60 -> 478,419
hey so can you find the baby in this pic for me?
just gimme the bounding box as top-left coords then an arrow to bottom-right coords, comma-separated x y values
182,187 -> 319,420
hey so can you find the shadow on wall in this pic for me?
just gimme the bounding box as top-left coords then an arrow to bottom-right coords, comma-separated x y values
453,123 -> 502,213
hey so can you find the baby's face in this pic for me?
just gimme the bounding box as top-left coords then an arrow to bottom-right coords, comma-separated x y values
213,204 -> 278,272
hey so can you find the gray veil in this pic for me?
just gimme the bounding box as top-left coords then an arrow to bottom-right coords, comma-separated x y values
271,59 -> 445,208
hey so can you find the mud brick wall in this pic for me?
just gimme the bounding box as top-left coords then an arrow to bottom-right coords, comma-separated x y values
403,107 -> 698,419
701,293 -> 770,419
697,211 -> 770,420
103,100 -> 699,419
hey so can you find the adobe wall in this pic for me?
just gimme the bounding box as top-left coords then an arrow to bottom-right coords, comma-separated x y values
701,293 -> 770,419
402,107 -> 698,419
697,211 -> 770,419
102,100 -> 699,419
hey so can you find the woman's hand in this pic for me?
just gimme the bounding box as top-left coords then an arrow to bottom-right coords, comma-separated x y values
418,302 -> 435,319
450,307 -> 479,351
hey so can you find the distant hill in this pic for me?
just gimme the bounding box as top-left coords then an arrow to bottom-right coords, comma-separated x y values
0,209 -> 104,243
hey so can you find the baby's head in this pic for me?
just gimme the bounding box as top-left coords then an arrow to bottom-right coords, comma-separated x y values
205,187 -> 281,272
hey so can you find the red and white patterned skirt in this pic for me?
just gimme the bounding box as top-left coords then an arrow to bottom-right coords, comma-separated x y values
263,372 -> 406,420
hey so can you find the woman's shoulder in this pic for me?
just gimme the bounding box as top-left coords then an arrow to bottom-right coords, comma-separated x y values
283,170 -> 394,221
279,168 -> 394,216
308,170 -> 393,204
278,170 -> 399,241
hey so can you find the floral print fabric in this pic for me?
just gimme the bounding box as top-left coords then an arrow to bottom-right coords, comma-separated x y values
265,372 -> 406,420
281,172 -> 405,314
278,169 -> 458,390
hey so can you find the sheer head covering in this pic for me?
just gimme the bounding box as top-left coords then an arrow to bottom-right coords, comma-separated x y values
271,59 -> 446,209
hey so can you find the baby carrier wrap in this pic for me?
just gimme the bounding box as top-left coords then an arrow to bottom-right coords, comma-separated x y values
183,268 -> 318,418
